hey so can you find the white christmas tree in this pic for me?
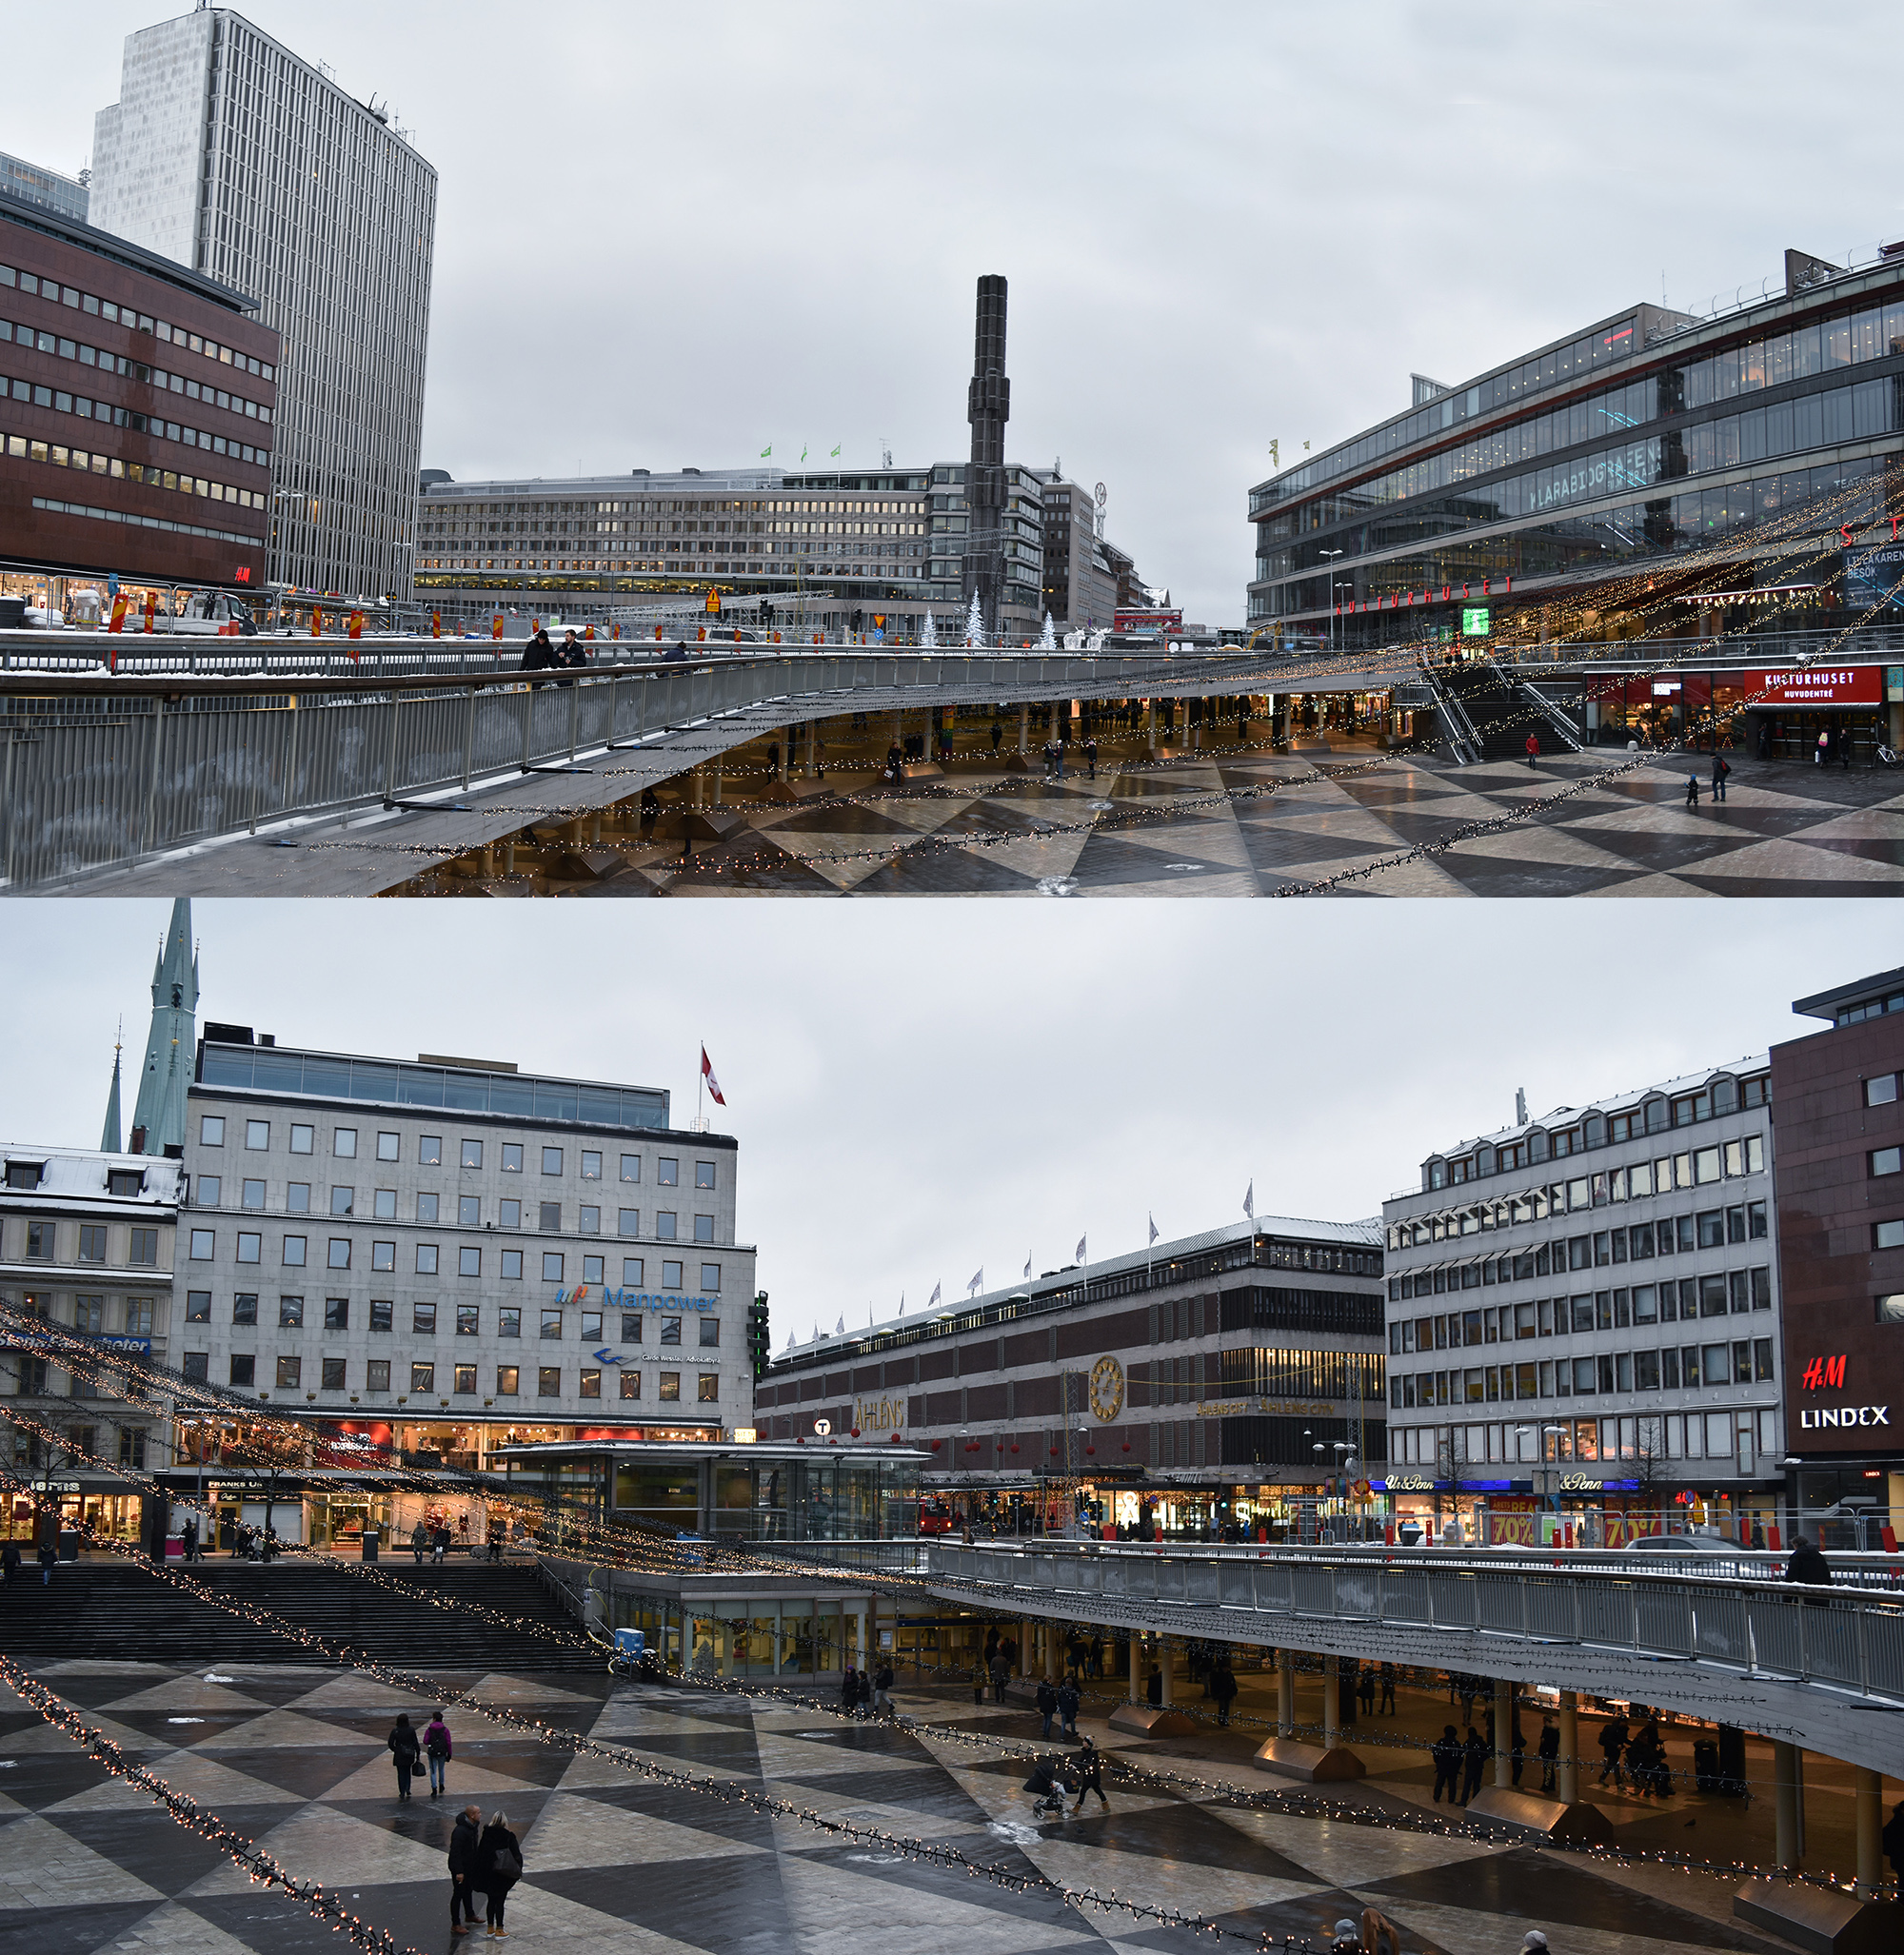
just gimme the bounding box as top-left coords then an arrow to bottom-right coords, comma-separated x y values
920,609 -> 939,648
964,593 -> 986,648
1039,610 -> 1057,649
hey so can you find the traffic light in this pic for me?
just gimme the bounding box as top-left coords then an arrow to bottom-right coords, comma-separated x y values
759,600 -> 773,626
851,608 -> 863,632
746,1293 -> 771,1382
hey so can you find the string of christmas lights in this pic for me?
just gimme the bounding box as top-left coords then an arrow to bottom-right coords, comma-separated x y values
0,1654 -> 432,1954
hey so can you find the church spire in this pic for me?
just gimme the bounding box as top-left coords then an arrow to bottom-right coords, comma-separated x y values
129,899 -> 198,1155
102,1021 -> 124,1155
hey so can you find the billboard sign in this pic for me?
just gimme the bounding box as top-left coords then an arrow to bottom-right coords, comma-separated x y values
1738,666 -> 1882,707
1846,541 -> 1904,613
1114,608 -> 1183,636
1461,605 -> 1490,637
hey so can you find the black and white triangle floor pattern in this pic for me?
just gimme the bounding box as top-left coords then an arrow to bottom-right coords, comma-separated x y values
556,744 -> 1904,899
0,1662 -> 1793,1955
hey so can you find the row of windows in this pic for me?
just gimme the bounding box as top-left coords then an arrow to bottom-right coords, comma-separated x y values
1400,1141 -> 1766,1250
1420,1106 -> 1765,1200
1835,993 -> 1904,1028
0,262 -> 274,380
183,1292 -> 720,1344
1395,1336 -> 1776,1407
1259,292 -> 1901,520
10,1221 -> 161,1264
197,1114 -> 713,1189
183,1230 -> 718,1290
1392,1408 -> 1780,1469
1391,1274 -> 1772,1354
190,1176 -> 714,1239
185,1352 -> 717,1401
420,495 -> 926,532
1214,1347 -> 1387,1400
4,1292 -> 156,1339
1393,1213 -> 1771,1299
1,318 -> 272,426
7,431 -> 265,505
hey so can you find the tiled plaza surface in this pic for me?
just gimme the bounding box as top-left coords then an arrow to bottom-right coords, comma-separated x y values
0,1659 -> 1813,1955
423,739 -> 1904,899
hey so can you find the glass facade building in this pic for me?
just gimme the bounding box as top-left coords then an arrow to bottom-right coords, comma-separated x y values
1248,260 -> 1904,642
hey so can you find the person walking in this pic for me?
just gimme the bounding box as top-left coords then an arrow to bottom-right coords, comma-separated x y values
434,1523 -> 451,1564
1525,731 -> 1540,769
1684,772 -> 1699,808
1816,727 -> 1829,765
1358,1664 -> 1376,1718
1597,1712 -> 1628,1788
1036,1677 -> 1058,1740
990,1650 -> 1011,1705
1069,1734 -> 1110,1813
1711,753 -> 1730,802
1378,1663 -> 1397,1716
873,1658 -> 894,1716
1085,738 -> 1098,780
841,1663 -> 860,1714
1785,1533 -> 1833,1585
1460,1725 -> 1489,1806
37,1533 -> 56,1585
1056,1675 -> 1081,1740
424,1709 -> 454,1798
476,1810 -> 523,1938
1537,1714 -> 1559,1793
180,1516 -> 198,1563
1431,1724 -> 1462,1804
387,1712 -> 423,1802
448,1803 -> 482,1935
410,1520 -> 428,1565
856,1668 -> 873,1715
1211,1660 -> 1239,1728
971,1656 -> 987,1707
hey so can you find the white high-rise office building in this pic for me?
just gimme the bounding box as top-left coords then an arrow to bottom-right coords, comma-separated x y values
90,9 -> 437,604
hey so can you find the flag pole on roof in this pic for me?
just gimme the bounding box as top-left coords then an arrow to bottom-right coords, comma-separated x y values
1243,1179 -> 1254,1221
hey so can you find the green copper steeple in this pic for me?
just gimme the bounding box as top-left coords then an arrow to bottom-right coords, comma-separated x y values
101,1030 -> 124,1154
130,899 -> 197,1155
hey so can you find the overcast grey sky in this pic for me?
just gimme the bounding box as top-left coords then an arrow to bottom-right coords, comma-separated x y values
9,2 -> 1901,623
4,902 -> 1895,1349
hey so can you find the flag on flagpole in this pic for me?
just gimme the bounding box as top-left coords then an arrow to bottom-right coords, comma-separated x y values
800,444 -> 808,462
830,443 -> 842,458
1243,1179 -> 1254,1220
835,1314 -> 845,1334
700,1045 -> 725,1107
1148,1214 -> 1160,1245
760,444 -> 771,458
967,1268 -> 983,1296
1076,1234 -> 1087,1264
928,1281 -> 941,1309
1022,1254 -> 1031,1280
899,1291 -> 905,1316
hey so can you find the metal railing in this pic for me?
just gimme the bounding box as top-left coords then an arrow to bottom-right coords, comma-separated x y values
0,639 -> 1277,890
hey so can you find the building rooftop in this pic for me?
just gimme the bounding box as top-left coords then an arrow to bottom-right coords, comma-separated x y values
0,1142 -> 185,1208
776,1213 -> 1382,1369
192,1036 -> 676,1135
0,184 -> 259,316
1791,968 -> 1904,1026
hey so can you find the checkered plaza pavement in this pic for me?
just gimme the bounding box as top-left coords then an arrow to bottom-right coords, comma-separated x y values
413,738 -> 1904,899
0,1659 -> 1810,1955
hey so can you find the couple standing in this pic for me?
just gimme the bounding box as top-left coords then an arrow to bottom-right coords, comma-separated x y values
449,1804 -> 524,1937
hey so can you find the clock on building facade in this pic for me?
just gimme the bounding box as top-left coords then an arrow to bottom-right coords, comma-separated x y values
1089,1353 -> 1124,1421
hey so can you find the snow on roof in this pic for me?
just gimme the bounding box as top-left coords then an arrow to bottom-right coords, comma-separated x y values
0,1142 -> 184,1207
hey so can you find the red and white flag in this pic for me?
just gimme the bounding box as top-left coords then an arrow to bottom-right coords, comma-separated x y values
701,1045 -> 726,1107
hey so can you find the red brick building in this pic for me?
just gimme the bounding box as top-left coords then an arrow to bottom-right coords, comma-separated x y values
0,186 -> 278,607
1769,969 -> 1904,1530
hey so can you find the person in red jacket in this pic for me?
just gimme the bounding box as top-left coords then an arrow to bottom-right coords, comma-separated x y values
1525,732 -> 1540,769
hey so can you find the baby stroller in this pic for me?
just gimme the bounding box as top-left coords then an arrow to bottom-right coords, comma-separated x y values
1022,1755 -> 1077,1820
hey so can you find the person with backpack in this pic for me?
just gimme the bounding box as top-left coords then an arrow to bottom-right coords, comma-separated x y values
1711,753 -> 1730,802
476,1810 -> 523,1937
387,1711 -> 422,1801
424,1709 -> 454,1798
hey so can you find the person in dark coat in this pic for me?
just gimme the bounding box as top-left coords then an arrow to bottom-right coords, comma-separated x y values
1210,1661 -> 1239,1728
1537,1714 -> 1560,1793
1882,1796 -> 1904,1884
1069,1734 -> 1109,1812
1,1538 -> 19,1582
1146,1664 -> 1163,1708
841,1664 -> 860,1713
1036,1678 -> 1058,1739
476,1810 -> 523,1935
1711,753 -> 1730,801
662,640 -> 688,662
448,1803 -> 482,1934
1056,1676 -> 1081,1739
1597,1713 -> 1628,1787
1785,1534 -> 1832,1585
1431,1724 -> 1462,1803
387,1712 -> 422,1801
1460,1725 -> 1489,1805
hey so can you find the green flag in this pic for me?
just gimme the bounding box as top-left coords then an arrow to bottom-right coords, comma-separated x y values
830,443 -> 841,458
760,444 -> 771,458
800,444 -> 807,462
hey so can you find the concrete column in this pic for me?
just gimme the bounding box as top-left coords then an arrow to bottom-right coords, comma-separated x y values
1129,1634 -> 1141,1705
1557,1689 -> 1577,1805
1854,1767 -> 1883,1898
566,816 -> 584,846
1018,704 -> 1028,755
1321,1654 -> 1339,1748
692,768 -> 704,809
1774,1741 -> 1801,1868
501,838 -> 515,877
1494,1678 -> 1514,1788
589,811 -> 602,844
1277,1649 -> 1294,1737
1158,1638 -> 1173,1708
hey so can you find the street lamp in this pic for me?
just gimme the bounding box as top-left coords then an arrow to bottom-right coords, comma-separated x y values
1319,548 -> 1344,660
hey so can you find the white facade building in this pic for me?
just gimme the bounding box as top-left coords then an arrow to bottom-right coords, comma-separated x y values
91,9 -> 437,603
179,1033 -> 756,1479
1380,1059 -> 1785,1536
0,1141 -> 184,1536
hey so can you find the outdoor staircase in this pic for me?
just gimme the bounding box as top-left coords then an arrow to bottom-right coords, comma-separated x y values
1437,660 -> 1568,763
0,1555 -> 604,1671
